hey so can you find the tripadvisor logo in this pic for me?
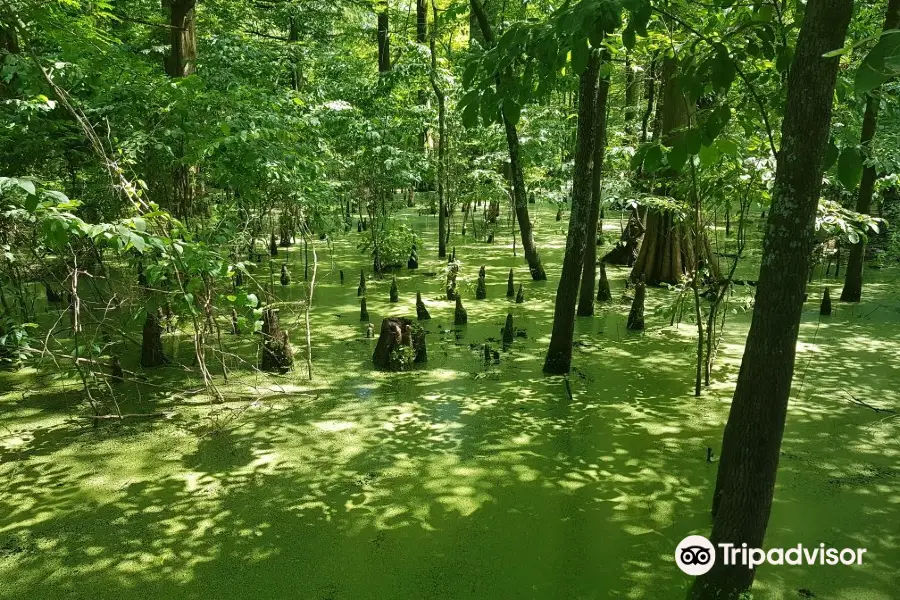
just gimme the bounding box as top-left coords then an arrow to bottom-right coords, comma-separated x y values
675,535 -> 867,576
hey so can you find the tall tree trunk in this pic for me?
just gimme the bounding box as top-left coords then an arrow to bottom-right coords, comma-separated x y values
640,57 -> 656,144
470,0 -> 546,280
163,0 -> 197,220
543,51 -> 600,374
631,56 -> 694,285
689,1 -> 853,597
430,0 -> 447,258
577,55 -> 611,316
841,0 -> 900,302
377,3 -> 391,73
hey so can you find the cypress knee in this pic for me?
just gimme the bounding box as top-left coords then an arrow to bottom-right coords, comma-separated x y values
507,269 -> 515,297
627,281 -> 646,331
454,295 -> 468,325
596,263 -> 612,302
476,274 -> 487,299
502,313 -> 514,346
360,297 -> 369,322
269,232 -> 278,257
515,284 -> 525,304
280,264 -> 291,286
416,291 -> 431,320
390,276 -> 399,303
358,269 -> 366,297
820,287 -> 832,316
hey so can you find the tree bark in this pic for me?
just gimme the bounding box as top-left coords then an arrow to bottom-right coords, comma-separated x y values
577,54 -> 611,316
470,0 -> 546,280
841,0 -> 900,302
690,1 -> 853,597
543,51 -> 600,374
624,52 -> 637,140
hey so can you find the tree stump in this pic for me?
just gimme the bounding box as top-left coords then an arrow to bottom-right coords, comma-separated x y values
454,295 -> 468,325
416,291 -> 431,320
357,269 -> 366,297
269,232 -> 278,257
372,317 -> 427,371
515,284 -> 525,304
446,262 -> 459,300
260,308 -> 292,373
407,247 -> 419,269
390,276 -> 399,303
360,298 -> 369,322
140,311 -> 167,367
820,287 -> 832,315
556,207 -> 562,221
280,264 -> 291,286
627,281 -> 646,331
507,269 -> 515,298
596,263 -> 612,302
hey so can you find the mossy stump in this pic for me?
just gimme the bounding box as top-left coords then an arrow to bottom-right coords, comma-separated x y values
372,317 -> 427,371
260,308 -> 292,373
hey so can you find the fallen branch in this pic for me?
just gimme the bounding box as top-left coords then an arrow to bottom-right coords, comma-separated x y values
844,391 -> 896,414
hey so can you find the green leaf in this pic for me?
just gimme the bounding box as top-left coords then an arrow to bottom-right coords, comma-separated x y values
622,27 -> 636,51
837,147 -> 864,189
462,102 -> 479,129
502,99 -> 521,126
855,31 -> 900,94
667,143 -> 688,172
571,36 -> 589,75
463,61 -> 479,88
699,144 -> 719,167
716,137 -> 739,158
824,140 -> 839,170
15,178 -> 36,196
711,50 -> 736,92
644,145 -> 665,173
685,129 -> 703,155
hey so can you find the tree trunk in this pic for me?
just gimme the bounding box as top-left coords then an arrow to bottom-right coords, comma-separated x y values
163,0 -> 197,220
841,0 -> 900,302
377,4 -> 391,73
624,52 -> 637,139
470,0 -> 546,280
430,0 -> 447,258
140,311 -> 167,367
577,54 -> 611,316
543,51 -> 600,374
690,1 -> 853,597
631,56 -> 695,285
640,57 -> 656,144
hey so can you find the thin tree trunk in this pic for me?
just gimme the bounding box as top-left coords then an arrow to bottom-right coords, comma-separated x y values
577,54 -> 611,316
842,0 -> 900,302
543,51 -> 600,374
624,52 -> 637,140
470,0 -> 546,280
377,3 -> 391,73
430,0 -> 447,259
690,1 -> 853,597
